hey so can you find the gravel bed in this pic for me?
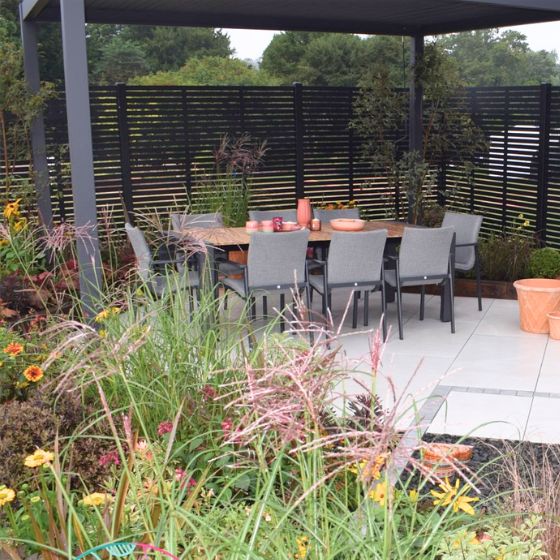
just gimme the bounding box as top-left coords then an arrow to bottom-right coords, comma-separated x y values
403,434 -> 560,503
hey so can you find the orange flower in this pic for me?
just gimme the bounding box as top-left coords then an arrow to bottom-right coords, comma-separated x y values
3,342 -> 24,357
23,365 -> 44,383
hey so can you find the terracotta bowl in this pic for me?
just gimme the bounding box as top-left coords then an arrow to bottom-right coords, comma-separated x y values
330,218 -> 366,232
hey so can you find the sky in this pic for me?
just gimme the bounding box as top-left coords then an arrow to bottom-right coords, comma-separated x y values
225,21 -> 560,61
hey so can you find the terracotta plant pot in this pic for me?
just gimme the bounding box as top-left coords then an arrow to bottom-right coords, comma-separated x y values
296,198 -> 312,228
421,443 -> 473,477
548,311 -> 560,340
513,278 -> 560,333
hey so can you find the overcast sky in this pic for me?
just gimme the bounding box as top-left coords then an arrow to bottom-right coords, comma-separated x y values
225,21 -> 560,61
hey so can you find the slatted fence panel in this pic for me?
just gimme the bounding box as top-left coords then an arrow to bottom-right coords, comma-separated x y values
4,83 -> 560,248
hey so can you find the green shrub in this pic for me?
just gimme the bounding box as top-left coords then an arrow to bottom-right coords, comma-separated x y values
529,247 -> 560,279
479,233 -> 534,282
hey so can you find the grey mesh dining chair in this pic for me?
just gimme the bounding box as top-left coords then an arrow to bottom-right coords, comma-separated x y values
442,211 -> 483,311
125,223 -> 199,298
221,229 -> 310,331
169,211 -> 242,276
248,209 -> 297,222
313,208 -> 360,221
385,226 -> 456,340
309,230 -> 388,339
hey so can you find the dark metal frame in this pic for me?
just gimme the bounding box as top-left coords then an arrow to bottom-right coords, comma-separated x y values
309,259 -> 387,340
388,235 -> 456,340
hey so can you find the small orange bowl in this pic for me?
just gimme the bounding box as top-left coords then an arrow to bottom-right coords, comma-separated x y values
330,218 -> 365,232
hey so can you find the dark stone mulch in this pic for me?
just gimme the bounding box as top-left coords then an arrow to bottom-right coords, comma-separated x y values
403,434 -> 560,504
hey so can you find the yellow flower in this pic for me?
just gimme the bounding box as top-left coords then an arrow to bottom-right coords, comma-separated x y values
294,536 -> 309,559
518,213 -> 524,220
3,199 -> 21,220
368,480 -> 391,507
94,309 -> 110,323
23,365 -> 44,383
348,454 -> 386,481
431,478 -> 479,515
453,493 -> 479,516
408,489 -> 419,502
98,329 -> 107,339
523,220 -> 530,228
0,486 -> 16,507
24,449 -> 54,468
13,218 -> 27,232
95,307 -> 120,324
81,492 -> 113,507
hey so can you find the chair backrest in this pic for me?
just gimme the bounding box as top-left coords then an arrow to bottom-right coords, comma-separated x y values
398,226 -> 455,280
313,207 -> 360,221
327,230 -> 387,285
247,229 -> 309,289
248,209 -> 297,222
170,212 -> 224,231
125,223 -> 152,282
441,211 -> 483,270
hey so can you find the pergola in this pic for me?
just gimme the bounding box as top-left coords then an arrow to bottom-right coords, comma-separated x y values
18,0 -> 560,310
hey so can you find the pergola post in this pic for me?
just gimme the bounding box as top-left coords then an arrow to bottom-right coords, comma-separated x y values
19,4 -> 53,229
59,0 -> 102,314
408,34 -> 425,222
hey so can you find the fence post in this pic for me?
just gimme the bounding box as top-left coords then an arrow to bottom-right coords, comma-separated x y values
537,82 -> 551,245
348,89 -> 354,201
293,82 -> 305,200
181,88 -> 192,199
116,83 -> 134,224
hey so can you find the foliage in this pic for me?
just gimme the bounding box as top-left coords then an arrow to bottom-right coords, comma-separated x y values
0,391 -> 82,488
353,44 -> 487,223
0,30 -> 54,198
94,36 -> 148,84
436,29 -> 560,86
479,217 -> 535,282
120,26 -> 233,74
131,55 -> 278,87
261,32 -> 409,87
189,133 -> 267,226
439,516 -> 546,559
528,247 -> 560,279
0,327 -> 50,402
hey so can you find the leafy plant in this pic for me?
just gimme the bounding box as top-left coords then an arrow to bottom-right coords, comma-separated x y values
528,247 -> 560,279
190,134 -> 267,226
352,44 -> 487,224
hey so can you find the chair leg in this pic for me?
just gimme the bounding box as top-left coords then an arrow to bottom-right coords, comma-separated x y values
449,276 -> 456,334
380,284 -> 387,342
364,290 -> 369,327
321,290 -> 328,316
279,293 -> 285,333
475,250 -> 482,311
305,285 -> 314,345
420,286 -> 425,321
352,291 -> 359,329
249,296 -> 256,322
223,290 -> 228,310
262,295 -> 268,317
396,281 -> 404,340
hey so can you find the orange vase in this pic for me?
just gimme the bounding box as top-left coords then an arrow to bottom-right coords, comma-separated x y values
296,198 -> 312,228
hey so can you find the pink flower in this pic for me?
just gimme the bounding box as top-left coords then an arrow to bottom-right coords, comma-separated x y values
202,384 -> 217,401
135,439 -> 153,461
157,421 -> 173,437
99,449 -> 120,467
175,468 -> 197,490
221,418 -> 233,433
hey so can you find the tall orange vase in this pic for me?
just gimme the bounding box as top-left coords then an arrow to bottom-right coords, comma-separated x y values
296,198 -> 312,228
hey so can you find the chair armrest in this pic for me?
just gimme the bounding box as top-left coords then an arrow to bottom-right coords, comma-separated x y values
384,255 -> 399,263
308,259 -> 326,268
455,242 -> 478,248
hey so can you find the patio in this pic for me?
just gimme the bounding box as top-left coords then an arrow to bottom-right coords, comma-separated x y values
230,290 -> 560,443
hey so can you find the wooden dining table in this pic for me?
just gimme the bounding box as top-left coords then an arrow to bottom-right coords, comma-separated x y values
172,220 -> 452,323
174,220 -> 407,250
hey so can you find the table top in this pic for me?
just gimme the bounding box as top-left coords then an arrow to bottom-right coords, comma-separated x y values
174,220 -> 408,249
